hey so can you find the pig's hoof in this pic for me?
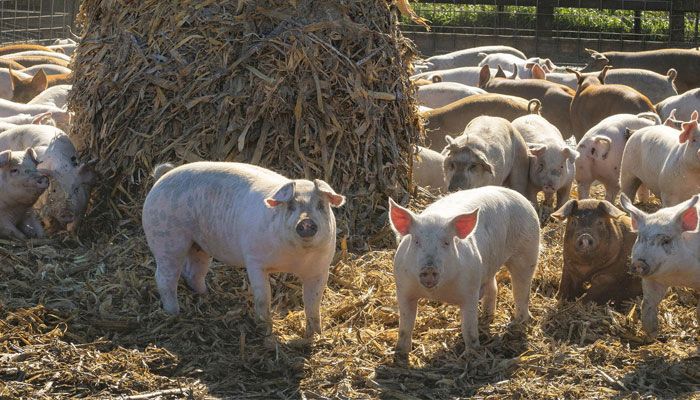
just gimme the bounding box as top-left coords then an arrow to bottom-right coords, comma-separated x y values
393,350 -> 409,365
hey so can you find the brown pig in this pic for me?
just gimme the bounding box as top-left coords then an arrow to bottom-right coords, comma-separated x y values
551,199 -> 642,304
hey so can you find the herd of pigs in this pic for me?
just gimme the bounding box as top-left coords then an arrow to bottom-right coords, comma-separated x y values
1,40 -> 700,357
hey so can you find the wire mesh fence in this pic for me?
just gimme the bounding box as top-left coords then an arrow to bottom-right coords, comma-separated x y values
0,0 -> 80,44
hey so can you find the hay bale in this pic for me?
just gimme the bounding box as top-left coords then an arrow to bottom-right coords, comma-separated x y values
69,0 -> 422,245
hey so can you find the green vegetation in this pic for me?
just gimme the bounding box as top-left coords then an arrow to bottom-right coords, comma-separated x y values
403,3 -> 699,41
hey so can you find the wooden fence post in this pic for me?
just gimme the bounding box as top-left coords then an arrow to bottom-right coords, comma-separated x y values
670,0 -> 685,42
536,0 -> 555,38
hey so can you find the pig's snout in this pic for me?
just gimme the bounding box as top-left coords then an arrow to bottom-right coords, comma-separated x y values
575,233 -> 597,253
542,184 -> 556,194
36,175 -> 49,189
630,259 -> 651,276
296,218 -> 318,238
419,266 -> 439,289
447,180 -> 465,193
57,210 -> 76,223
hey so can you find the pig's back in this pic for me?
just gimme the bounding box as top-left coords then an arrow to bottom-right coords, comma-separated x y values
624,126 -> 678,191
424,186 -> 538,266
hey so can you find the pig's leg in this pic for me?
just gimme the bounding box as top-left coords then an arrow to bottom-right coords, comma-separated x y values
396,292 -> 418,354
154,254 -> 187,315
182,245 -> 211,294
602,178 -> 620,203
620,173 -> 642,203
543,192 -> 555,208
525,184 -> 540,205
640,279 -> 668,338
246,265 -> 272,334
557,265 -> 578,302
556,181 -> 572,209
460,290 -> 480,348
20,212 -> 45,239
577,180 -> 591,200
0,220 -> 27,240
301,270 -> 329,338
505,258 -> 536,323
480,276 -> 497,323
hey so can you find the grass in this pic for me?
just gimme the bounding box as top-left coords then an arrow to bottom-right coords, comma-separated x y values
403,3 -> 700,42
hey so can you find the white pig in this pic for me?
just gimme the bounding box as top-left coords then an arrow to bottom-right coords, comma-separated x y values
20,64 -> 72,76
411,67 -> 498,87
655,88 -> 700,122
28,85 -> 71,109
511,114 -> 578,207
620,115 -> 700,206
575,112 -> 660,201
412,45 -> 526,73
0,148 -> 49,239
142,162 -> 345,337
0,100 -> 69,132
413,146 -> 445,190
620,194 -> 700,337
389,186 -> 539,353
416,82 -> 485,109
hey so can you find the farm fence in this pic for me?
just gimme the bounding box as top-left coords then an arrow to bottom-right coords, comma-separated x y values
0,0 -> 80,44
401,0 -> 700,64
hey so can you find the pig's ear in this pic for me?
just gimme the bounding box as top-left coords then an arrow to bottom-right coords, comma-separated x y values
451,209 -> 479,239
675,195 -> 699,232
265,181 -> 295,208
314,179 -> 345,207
619,193 -> 645,232
597,200 -> 626,219
495,65 -> 506,78
78,162 -> 97,185
32,111 -> 55,126
563,147 -> 579,162
0,150 -> 11,168
551,199 -> 577,220
530,64 -> 546,80
565,68 -> 582,83
591,136 -> 611,159
597,65 -> 611,83
544,58 -> 555,72
679,119 -> 698,143
478,64 -> 491,88
691,110 -> 699,122
475,152 -> 495,175
31,69 -> 48,92
25,147 -> 39,165
388,198 -> 414,236
528,144 -> 546,158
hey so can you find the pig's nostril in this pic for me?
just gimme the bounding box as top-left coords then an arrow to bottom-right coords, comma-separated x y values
296,218 -> 318,238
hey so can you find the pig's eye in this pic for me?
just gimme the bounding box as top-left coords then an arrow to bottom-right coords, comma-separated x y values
442,239 -> 451,247
658,235 -> 672,246
73,187 -> 80,194
287,203 -> 296,212
10,168 -> 18,174
414,238 -> 420,246
468,164 -> 478,172
449,162 -> 455,170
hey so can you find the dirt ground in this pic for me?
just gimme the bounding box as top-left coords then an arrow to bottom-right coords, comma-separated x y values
1,185 -> 699,399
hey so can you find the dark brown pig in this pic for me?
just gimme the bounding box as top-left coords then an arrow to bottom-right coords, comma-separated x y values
551,199 -> 642,304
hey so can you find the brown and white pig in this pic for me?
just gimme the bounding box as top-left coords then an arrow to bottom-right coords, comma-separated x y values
655,88 -> 700,122
620,194 -> 700,337
620,115 -> 700,206
412,146 -> 446,190
411,66 -> 498,87
568,67 -> 656,140
0,125 -> 94,232
551,199 -> 641,304
511,114 -> 578,207
575,112 -> 661,201
479,65 -> 575,139
441,116 -> 530,196
142,162 -> 345,337
0,148 -> 49,239
580,48 -> 700,93
422,93 -> 539,150
389,186 -> 539,354
416,82 -> 486,109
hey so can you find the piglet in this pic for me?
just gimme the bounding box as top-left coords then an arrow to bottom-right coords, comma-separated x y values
389,186 -> 539,354
620,194 -> 700,337
551,199 -> 641,304
142,162 -> 345,337
0,148 -> 48,239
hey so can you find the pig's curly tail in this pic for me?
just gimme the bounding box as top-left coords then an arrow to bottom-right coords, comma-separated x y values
153,163 -> 175,182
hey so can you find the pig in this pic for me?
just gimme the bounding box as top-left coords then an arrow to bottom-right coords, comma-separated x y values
0,59 -> 26,71
422,93 -> 540,150
511,114 -> 578,207
411,66 -> 498,87
412,45 -> 526,73
551,199 -> 641,304
478,53 -> 557,78
19,64 -> 71,77
0,125 -> 94,232
388,186 -> 539,354
142,162 -> 345,337
1,51 -> 71,62
0,56 -> 69,68
0,68 -> 33,100
45,73 -> 71,88
412,146 -> 445,190
8,68 -> 48,103
479,65 -> 575,139
28,85 -> 71,109
540,68 -> 678,105
0,111 -> 70,128
620,194 -> 700,337
47,44 -> 77,57
575,112 -> 661,201
441,116 -> 530,196
620,113 -> 700,206
568,67 -> 656,140
580,48 -> 700,93
0,99 -> 69,132
655,88 -> 700,122
0,148 -> 49,239
0,44 -> 53,56
416,82 -> 486,109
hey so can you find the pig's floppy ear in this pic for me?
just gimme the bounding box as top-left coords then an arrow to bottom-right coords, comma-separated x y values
675,195 -> 699,232
0,150 -> 11,168
314,179 -> 345,207
597,200 -> 626,219
25,147 -> 40,165
388,197 -> 415,236
551,199 -> 577,220
451,209 -> 479,239
265,181 -> 295,208
619,193 -> 645,232
528,144 -> 546,158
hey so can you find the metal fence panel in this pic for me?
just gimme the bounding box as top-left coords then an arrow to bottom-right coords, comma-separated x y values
0,0 -> 80,44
